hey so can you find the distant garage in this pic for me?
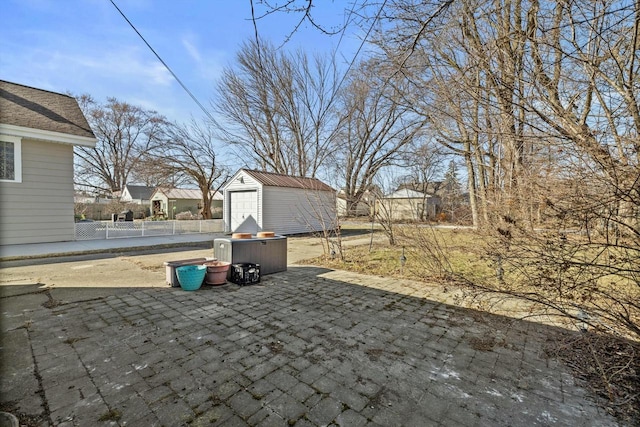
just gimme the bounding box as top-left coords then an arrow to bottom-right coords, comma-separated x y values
223,169 -> 336,235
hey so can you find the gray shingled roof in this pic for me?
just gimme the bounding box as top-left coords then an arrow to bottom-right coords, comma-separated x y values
125,185 -> 156,200
0,80 -> 95,139
243,169 -> 334,192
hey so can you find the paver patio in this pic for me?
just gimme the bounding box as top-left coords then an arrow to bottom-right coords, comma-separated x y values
1,266 -> 617,426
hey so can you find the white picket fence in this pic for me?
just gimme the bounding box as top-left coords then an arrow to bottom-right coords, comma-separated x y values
75,219 -> 224,240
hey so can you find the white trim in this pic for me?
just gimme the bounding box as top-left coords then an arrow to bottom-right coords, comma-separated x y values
0,123 -> 96,147
0,135 -> 22,183
221,168 -> 246,192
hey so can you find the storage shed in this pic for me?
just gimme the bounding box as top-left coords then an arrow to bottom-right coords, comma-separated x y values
150,188 -> 223,219
223,169 -> 336,235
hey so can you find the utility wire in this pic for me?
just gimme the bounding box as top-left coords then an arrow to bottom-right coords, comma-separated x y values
333,0 -> 387,96
315,0 -> 385,128
109,0 -> 217,125
335,0 -> 363,62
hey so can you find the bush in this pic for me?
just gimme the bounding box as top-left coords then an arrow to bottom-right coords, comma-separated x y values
175,211 -> 200,220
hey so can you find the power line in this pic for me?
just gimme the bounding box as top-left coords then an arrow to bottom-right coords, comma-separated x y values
332,0 -> 387,98
108,0 -> 217,124
335,1 -> 365,63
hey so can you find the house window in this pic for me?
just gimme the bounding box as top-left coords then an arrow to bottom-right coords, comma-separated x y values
0,136 -> 22,183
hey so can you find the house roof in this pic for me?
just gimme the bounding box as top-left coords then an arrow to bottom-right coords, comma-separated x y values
384,189 -> 431,199
125,185 -> 155,200
397,181 -> 443,195
242,169 -> 334,192
0,80 -> 95,143
153,188 -> 223,200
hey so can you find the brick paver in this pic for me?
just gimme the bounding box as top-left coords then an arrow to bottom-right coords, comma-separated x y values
2,266 -> 618,426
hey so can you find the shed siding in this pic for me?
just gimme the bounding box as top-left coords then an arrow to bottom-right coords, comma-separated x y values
150,194 -> 200,218
0,139 -> 75,244
223,169 -> 336,234
223,171 -> 262,232
262,187 -> 336,235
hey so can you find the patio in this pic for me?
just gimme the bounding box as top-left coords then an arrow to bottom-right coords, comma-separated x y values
0,266 -> 616,426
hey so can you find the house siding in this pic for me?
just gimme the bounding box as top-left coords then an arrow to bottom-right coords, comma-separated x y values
377,197 -> 437,221
336,198 -> 370,217
0,139 -> 75,244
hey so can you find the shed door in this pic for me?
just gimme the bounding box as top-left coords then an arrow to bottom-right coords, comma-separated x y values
230,191 -> 258,233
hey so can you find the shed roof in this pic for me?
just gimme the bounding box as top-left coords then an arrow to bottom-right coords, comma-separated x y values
153,188 -> 223,200
0,80 -> 95,140
242,169 -> 334,192
384,189 -> 431,199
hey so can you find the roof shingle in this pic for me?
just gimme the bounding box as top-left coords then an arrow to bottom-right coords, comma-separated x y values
125,185 -> 156,200
0,80 -> 95,139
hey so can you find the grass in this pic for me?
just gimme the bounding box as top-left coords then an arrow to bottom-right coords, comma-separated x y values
98,409 -> 121,422
304,226 -> 495,283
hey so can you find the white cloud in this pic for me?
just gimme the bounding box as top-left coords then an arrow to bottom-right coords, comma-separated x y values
145,62 -> 174,86
21,45 -> 174,88
182,37 -> 202,63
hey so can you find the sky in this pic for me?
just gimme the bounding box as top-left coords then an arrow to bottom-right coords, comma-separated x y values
1,0 -> 362,124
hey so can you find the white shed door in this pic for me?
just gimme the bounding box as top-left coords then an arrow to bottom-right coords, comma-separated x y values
230,191 -> 258,233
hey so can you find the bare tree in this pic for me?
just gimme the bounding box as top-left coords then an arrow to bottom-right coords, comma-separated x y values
370,170 -> 405,246
248,0 -> 356,45
373,0 -> 640,340
128,157 -> 187,189
74,95 -> 170,196
399,139 -> 445,220
334,59 -> 428,217
154,120 -> 230,219
257,0 -> 640,340
214,39 -> 340,177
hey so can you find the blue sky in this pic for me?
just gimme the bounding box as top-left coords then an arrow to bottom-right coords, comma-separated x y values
1,0 -> 360,124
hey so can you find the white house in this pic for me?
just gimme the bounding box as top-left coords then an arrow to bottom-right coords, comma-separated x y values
377,188 -> 436,221
223,169 -> 336,235
336,189 -> 374,217
0,80 -> 96,245
120,184 -> 155,204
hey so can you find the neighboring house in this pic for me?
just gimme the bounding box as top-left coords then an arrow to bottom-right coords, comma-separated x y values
397,181 -> 443,195
150,188 -> 223,219
74,191 -> 97,204
120,184 -> 155,204
222,169 -> 336,235
0,80 -> 96,245
336,189 -> 373,217
376,188 -> 437,221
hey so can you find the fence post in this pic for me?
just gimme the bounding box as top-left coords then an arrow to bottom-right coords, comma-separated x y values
142,220 -> 145,237
172,220 -> 176,235
106,222 -> 109,240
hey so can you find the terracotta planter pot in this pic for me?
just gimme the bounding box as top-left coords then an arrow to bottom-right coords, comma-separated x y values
203,261 -> 231,285
256,231 -> 275,238
232,233 -> 252,239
